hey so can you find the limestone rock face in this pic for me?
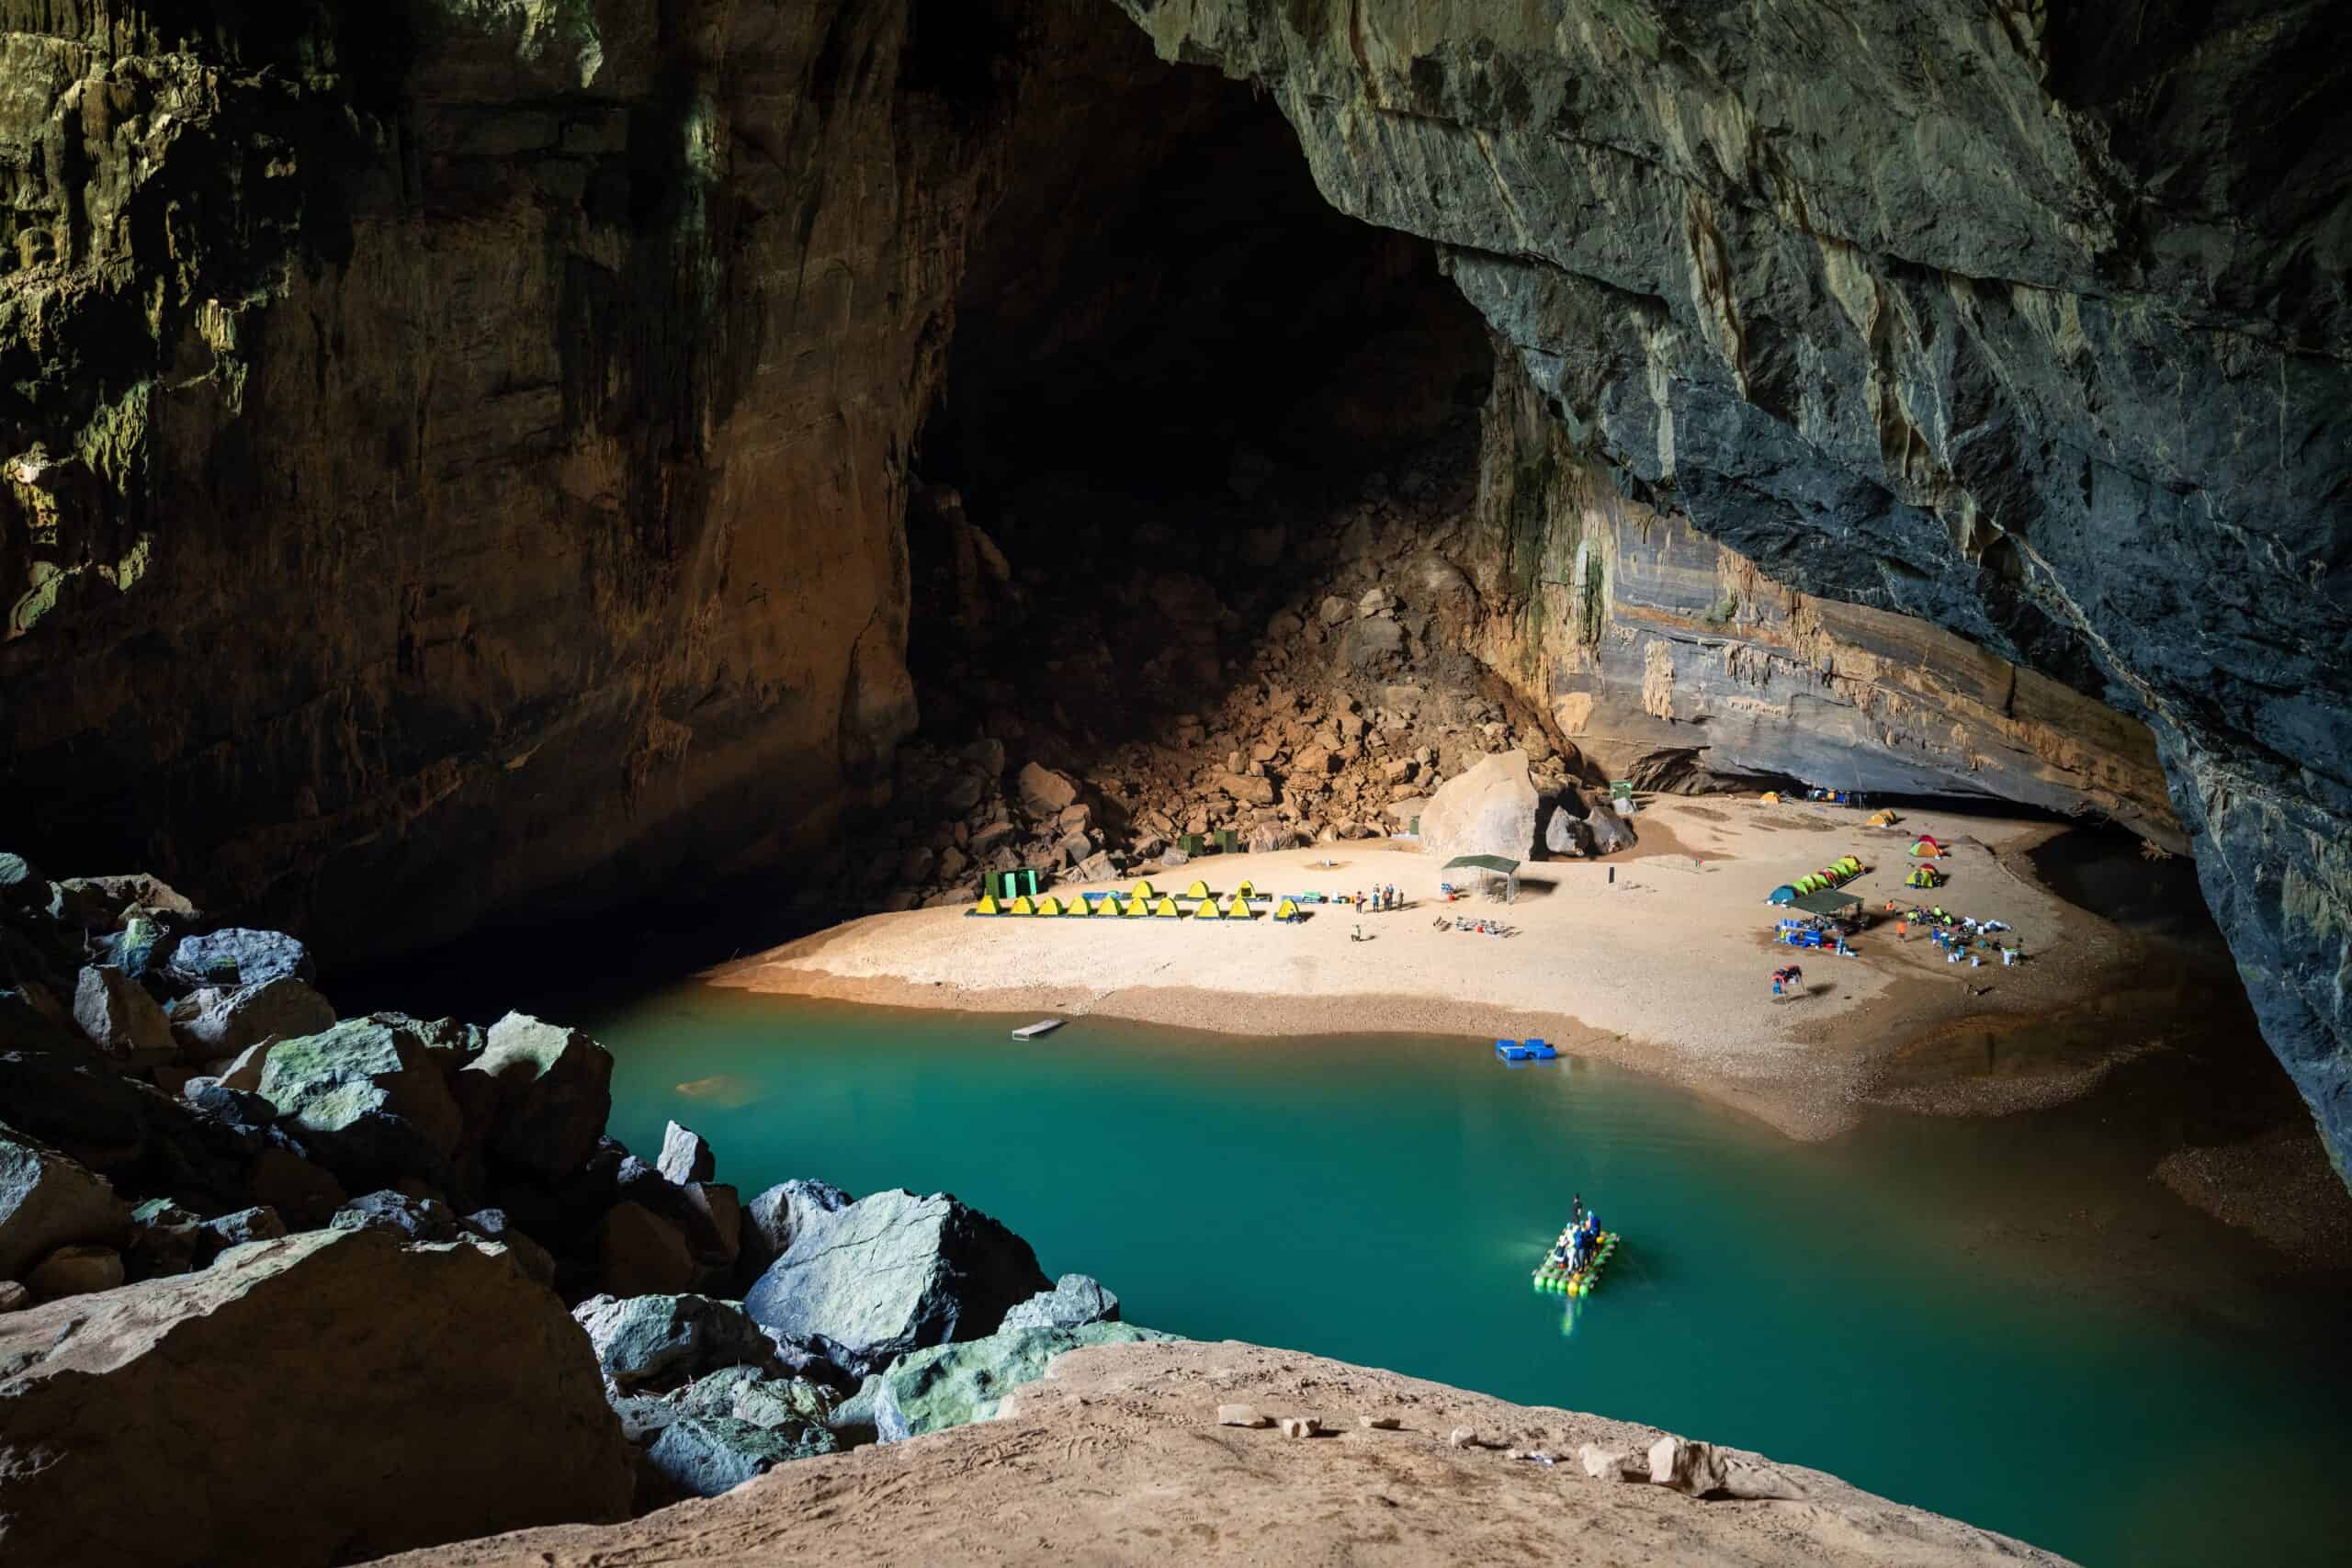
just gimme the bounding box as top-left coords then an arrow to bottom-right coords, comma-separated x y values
873,1322 -> 1166,1442
742,1189 -> 1050,1367
167,929 -> 313,989
0,1121 -> 130,1279
170,976 -> 335,1062
1417,750 -> 1539,864
0,1228 -> 633,1567
1112,0 -> 2352,1178
0,3 -> 979,970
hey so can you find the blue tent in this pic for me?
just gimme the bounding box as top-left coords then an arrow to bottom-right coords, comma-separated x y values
1767,885 -> 1799,906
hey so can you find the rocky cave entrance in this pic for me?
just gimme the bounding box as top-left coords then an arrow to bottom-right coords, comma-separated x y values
873,45 -> 1596,904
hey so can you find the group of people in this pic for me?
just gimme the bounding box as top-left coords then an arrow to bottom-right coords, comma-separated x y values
1353,884 -> 1400,913
1552,1194 -> 1604,1274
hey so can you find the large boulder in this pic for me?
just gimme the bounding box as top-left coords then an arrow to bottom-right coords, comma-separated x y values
657,1119 -> 715,1184
170,976 -> 335,1061
462,1012 -> 614,1179
874,1323 -> 1166,1442
740,1177 -> 851,1283
643,1415 -> 836,1500
1582,795 -> 1639,854
72,964 -> 174,1067
999,1272 -> 1121,1332
600,1201 -> 695,1298
571,1293 -> 781,1392
0,1121 -> 130,1278
167,928 -> 312,989
254,1019 -> 466,1188
741,1189 -> 1050,1367
1417,750 -> 1540,863
0,1228 -> 633,1566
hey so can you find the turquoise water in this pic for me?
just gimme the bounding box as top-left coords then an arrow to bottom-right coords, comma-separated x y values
591,988 -> 2352,1567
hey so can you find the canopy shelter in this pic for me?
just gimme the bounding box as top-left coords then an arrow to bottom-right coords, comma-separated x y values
1442,854 -> 1521,903
1791,890 -> 1860,917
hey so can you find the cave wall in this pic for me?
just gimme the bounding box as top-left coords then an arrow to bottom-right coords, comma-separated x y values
0,1 -> 1073,962
1468,353 -> 2178,836
1112,0 -> 2352,1174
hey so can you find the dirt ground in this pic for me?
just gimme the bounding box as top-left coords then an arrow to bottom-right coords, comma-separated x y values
378,1337 -> 2071,1568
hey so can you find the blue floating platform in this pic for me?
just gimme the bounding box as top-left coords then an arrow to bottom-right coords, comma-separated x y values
1496,1039 -> 1557,1062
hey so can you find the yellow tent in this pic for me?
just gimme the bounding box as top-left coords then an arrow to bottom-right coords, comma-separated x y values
1152,896 -> 1182,918
1235,879 -> 1254,899
1272,897 -> 1301,921
1183,879 -> 1211,900
1008,896 -> 1036,916
1066,896 -> 1094,916
1225,893 -> 1253,919
1869,809 -> 1899,827
1193,897 -> 1222,919
1035,896 -> 1064,916
973,895 -> 1001,916
1759,791 -> 1781,804
1132,879 -> 1156,900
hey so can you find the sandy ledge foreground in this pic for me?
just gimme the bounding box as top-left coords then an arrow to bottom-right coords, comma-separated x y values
379,1337 -> 2069,1568
713,798 -> 2138,1139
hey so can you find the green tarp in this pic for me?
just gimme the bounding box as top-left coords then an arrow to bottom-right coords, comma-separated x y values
1792,890 -> 1860,916
1442,855 -> 1522,874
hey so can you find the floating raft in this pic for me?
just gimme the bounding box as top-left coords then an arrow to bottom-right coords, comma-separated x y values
1009,1019 -> 1065,1042
1495,1038 -> 1557,1061
1532,1230 -> 1620,1296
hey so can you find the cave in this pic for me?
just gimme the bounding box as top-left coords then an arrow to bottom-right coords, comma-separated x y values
2,3 -> 2350,1564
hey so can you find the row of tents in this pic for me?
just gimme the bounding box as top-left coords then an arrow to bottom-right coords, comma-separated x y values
971,889 -> 1306,921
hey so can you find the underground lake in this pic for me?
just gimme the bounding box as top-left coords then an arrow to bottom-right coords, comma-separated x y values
573,985 -> 2352,1568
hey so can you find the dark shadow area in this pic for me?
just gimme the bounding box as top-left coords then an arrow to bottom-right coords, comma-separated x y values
901,39 -> 1495,759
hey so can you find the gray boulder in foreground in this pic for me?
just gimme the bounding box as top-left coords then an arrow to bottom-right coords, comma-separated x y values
644,1415 -> 837,1500
1000,1272 -> 1120,1331
742,1188 -> 1049,1366
875,1322 -> 1166,1442
740,1177 -> 851,1282
167,927 -> 312,988
0,1120 -> 129,1279
572,1292 -> 780,1392
0,1227 -> 632,1567
254,1018 -> 465,1186
463,1012 -> 614,1178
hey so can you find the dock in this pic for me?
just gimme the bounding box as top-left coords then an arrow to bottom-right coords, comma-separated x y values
1011,1019 -> 1065,1041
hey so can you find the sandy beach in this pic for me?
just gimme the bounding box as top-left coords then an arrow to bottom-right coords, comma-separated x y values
710,797 -> 2150,1139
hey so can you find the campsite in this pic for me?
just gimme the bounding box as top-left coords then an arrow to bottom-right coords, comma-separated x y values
714,795 -> 2130,1142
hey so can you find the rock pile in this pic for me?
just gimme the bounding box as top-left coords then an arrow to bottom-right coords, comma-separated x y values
0,853 -> 1142,1561
822,457 -> 1625,914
